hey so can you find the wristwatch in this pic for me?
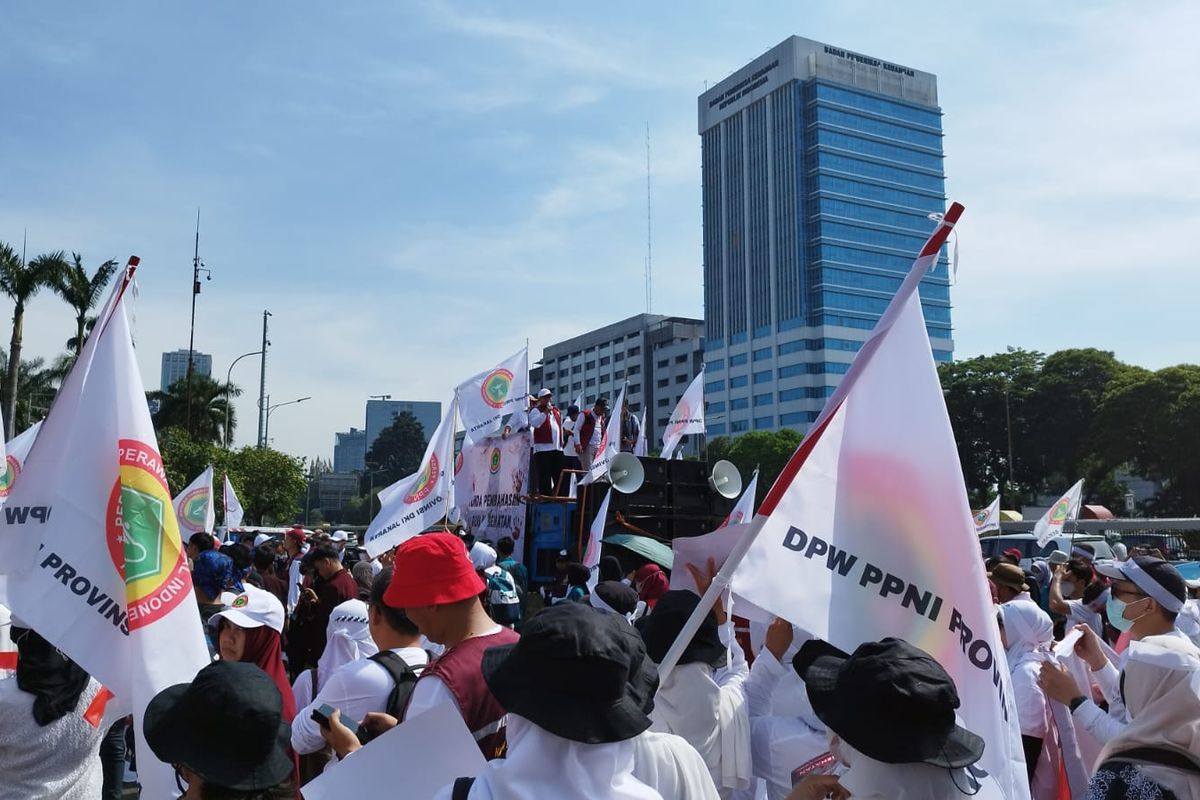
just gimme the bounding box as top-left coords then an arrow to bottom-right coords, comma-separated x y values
1068,696 -> 1087,714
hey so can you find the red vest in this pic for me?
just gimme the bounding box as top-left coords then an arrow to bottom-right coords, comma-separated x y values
533,406 -> 562,445
577,410 -> 604,448
418,628 -> 519,759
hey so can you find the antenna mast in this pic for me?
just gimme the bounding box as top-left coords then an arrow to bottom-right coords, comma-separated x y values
645,122 -> 652,314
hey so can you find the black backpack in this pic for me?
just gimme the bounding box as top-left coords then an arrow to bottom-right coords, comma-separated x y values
368,650 -> 421,718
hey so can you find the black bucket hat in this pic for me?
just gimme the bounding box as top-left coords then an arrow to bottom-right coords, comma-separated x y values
794,637 -> 985,769
482,603 -> 651,744
144,661 -> 293,791
636,589 -> 725,667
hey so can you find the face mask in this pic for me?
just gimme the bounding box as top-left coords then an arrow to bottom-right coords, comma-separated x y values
1060,581 -> 1076,598
1107,595 -> 1151,632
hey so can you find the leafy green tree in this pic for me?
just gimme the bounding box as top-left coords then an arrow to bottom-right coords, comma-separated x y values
938,348 -> 1043,508
231,445 -> 307,525
0,244 -> 68,438
52,253 -> 119,359
364,411 -> 426,490
1091,365 -> 1200,515
159,427 -> 307,524
148,374 -> 241,445
707,428 -> 803,504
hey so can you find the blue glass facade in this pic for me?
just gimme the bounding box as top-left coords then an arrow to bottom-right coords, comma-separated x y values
699,36 -> 953,436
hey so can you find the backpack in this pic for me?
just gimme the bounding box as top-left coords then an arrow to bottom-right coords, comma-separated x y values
368,650 -> 421,718
484,566 -> 520,608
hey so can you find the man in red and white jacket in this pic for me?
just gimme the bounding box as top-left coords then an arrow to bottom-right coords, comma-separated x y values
528,388 -> 562,496
574,396 -> 609,474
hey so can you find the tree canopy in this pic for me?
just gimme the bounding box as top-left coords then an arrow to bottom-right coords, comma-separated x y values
364,411 -> 426,490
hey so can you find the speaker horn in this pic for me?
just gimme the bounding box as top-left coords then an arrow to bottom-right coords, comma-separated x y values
708,459 -> 743,499
607,452 -> 645,494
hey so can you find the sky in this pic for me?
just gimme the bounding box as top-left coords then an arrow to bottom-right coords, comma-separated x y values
2,1 -> 1197,463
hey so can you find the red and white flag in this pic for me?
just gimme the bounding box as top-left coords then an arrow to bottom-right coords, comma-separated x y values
1033,480 -> 1083,548
723,471 -> 758,528
728,204 -> 1030,800
660,369 -> 705,460
584,489 -> 610,590
974,495 -> 1001,535
223,473 -> 244,529
0,258 -> 210,799
583,383 -> 626,484
364,398 -> 458,557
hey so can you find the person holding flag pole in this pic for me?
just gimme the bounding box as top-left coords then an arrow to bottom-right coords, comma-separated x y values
644,204 -> 1029,800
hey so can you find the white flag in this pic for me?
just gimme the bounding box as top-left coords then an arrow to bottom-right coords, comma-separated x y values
0,420 -> 43,504
634,410 -> 647,457
0,260 -> 210,800
973,495 -> 1001,535
224,473 -> 244,529
723,471 -> 758,528
173,464 -> 215,536
1033,480 -> 1083,548
584,489 -> 610,590
660,370 -> 705,460
729,204 -> 1029,800
456,348 -> 528,441
364,398 -> 458,557
585,384 -> 626,484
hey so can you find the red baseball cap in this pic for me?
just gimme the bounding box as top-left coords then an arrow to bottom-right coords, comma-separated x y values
384,532 -> 484,608
285,526 -> 307,545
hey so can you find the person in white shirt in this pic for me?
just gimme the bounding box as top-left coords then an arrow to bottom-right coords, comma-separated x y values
1039,555 -> 1193,744
1049,559 -> 1106,636
638,586 -> 752,798
292,568 -> 428,756
292,598 -> 378,710
528,388 -> 563,495
561,403 -> 582,475
575,397 -> 609,473
740,619 -> 829,800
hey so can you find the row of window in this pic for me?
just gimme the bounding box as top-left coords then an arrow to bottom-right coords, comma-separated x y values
709,362 -> 853,389
819,153 -> 944,193
813,83 -> 943,130
812,106 -> 943,150
816,175 -> 943,213
816,130 -> 943,171
656,374 -> 692,388
553,382 -> 643,397
708,409 -> 820,437
821,220 -> 932,253
818,197 -> 940,233
655,354 -> 692,368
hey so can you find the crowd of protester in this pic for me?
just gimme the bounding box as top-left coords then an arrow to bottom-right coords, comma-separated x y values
2,515 -> 1199,799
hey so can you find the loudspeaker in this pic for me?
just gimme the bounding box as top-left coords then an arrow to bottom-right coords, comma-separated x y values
708,460 -> 743,499
607,453 -> 645,494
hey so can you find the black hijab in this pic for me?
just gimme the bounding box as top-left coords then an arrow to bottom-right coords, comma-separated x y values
13,626 -> 91,726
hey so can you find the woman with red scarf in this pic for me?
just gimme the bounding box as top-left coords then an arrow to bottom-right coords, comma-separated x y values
210,585 -> 300,789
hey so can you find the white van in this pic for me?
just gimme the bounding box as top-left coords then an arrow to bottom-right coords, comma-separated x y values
979,532 -> 1114,569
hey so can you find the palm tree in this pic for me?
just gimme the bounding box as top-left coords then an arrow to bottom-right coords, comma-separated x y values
0,350 -> 62,433
0,244 -> 68,438
148,374 -> 242,445
53,253 -> 119,359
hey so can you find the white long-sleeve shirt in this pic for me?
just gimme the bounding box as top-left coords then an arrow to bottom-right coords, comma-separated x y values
528,407 -> 561,453
291,646 -> 428,754
651,626 -> 752,799
742,649 -> 830,800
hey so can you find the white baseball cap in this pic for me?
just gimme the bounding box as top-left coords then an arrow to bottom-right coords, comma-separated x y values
331,530 -> 350,543
253,533 -> 272,548
538,388 -> 553,398
209,585 -> 285,634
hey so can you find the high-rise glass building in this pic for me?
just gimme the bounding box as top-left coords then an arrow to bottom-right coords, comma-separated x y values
699,37 -> 952,436
160,349 -> 211,392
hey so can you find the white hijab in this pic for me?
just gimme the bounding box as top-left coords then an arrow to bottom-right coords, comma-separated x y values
998,599 -> 1054,668
437,714 -> 663,799
834,738 -> 1006,800
295,599 -> 376,706
1096,635 -> 1200,799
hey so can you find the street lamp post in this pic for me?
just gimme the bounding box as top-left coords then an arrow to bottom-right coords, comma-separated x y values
186,209 -> 212,436
224,350 -> 263,448
264,396 -> 312,446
